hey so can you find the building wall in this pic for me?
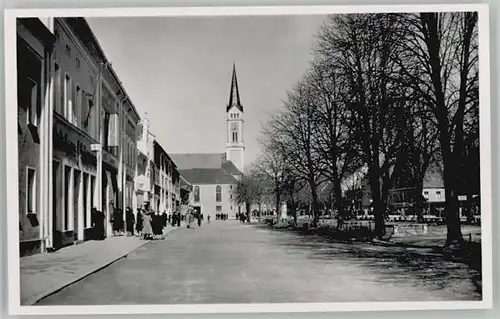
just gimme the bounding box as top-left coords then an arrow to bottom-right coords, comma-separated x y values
51,20 -> 102,248
17,24 -> 45,256
192,184 -> 235,217
422,187 -> 446,203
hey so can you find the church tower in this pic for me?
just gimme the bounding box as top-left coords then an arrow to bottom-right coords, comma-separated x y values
225,64 -> 245,173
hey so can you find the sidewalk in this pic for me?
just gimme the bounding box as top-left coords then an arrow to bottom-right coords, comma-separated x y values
20,226 -> 180,306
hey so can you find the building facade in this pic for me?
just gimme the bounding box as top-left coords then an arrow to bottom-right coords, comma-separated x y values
17,17 -> 141,257
152,140 -> 178,216
17,18 -> 56,256
135,114 -> 155,210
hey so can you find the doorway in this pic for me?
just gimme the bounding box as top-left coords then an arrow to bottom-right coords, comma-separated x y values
52,160 -> 62,249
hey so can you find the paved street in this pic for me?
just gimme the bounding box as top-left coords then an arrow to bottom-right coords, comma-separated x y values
37,220 -> 481,305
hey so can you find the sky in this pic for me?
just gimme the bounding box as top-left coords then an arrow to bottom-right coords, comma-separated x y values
87,15 -> 327,168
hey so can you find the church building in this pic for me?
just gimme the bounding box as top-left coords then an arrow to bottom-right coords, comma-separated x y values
170,64 -> 246,218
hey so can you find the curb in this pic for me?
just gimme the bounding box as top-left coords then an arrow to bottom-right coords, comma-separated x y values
26,240 -> 152,306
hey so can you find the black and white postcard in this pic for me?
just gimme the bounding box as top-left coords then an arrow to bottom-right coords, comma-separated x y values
4,4 -> 492,315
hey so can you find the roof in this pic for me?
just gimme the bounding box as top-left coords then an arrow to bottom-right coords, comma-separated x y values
423,164 -> 444,188
222,160 -> 243,175
179,169 -> 237,185
62,18 -> 140,122
226,63 -> 243,112
170,153 -> 225,170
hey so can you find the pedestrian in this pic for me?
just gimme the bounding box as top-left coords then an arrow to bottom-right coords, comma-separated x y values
136,208 -> 143,237
142,211 -> 153,240
207,214 -> 211,223
162,211 -> 167,228
197,213 -> 202,227
92,207 -> 105,240
152,212 -> 163,239
126,207 -> 135,236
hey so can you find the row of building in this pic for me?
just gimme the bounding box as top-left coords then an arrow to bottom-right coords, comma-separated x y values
17,17 -> 248,257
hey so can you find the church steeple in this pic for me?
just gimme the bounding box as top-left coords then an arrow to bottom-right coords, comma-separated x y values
227,63 -> 243,112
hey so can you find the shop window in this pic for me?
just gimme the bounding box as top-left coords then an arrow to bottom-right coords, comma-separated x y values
64,166 -> 71,231
26,167 -> 36,214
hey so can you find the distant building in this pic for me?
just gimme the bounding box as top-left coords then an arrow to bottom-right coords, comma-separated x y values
152,141 -> 178,215
135,114 -> 155,210
170,64 -> 245,218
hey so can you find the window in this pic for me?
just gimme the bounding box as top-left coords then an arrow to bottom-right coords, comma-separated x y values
216,206 -> 222,212
232,131 -> 238,142
194,186 -> 200,202
23,77 -> 38,126
103,112 -> 109,149
26,167 -> 36,214
436,191 -> 441,196
230,185 -> 233,190
76,58 -> 81,69
423,191 -> 429,195
53,63 -> 62,114
216,185 -> 222,202
64,74 -> 73,122
75,85 -> 82,127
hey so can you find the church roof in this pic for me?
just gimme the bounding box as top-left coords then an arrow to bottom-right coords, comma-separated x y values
222,160 -> 243,176
179,168 -> 237,185
226,63 -> 243,113
170,153 -> 224,170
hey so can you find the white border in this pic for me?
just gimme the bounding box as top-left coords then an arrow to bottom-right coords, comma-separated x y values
5,4 -> 492,316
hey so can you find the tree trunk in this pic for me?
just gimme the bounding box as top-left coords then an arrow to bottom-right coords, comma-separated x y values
368,170 -> 385,239
414,185 -> 424,222
258,202 -> 262,223
309,178 -> 320,227
442,155 -> 464,246
275,191 -> 281,224
334,177 -> 344,229
246,202 -> 251,223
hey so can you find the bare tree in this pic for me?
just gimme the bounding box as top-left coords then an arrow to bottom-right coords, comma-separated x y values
399,12 -> 479,245
233,166 -> 269,220
307,59 -> 360,226
264,81 -> 325,226
316,13 -> 411,238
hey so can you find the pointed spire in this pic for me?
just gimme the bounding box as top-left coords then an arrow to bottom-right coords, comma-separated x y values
227,63 -> 243,112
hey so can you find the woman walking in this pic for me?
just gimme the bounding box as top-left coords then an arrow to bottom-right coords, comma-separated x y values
136,208 -> 143,237
141,211 -> 153,240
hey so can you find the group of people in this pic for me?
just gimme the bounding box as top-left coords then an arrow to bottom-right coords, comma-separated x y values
135,208 -> 170,240
216,213 -> 228,220
237,212 -> 250,223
